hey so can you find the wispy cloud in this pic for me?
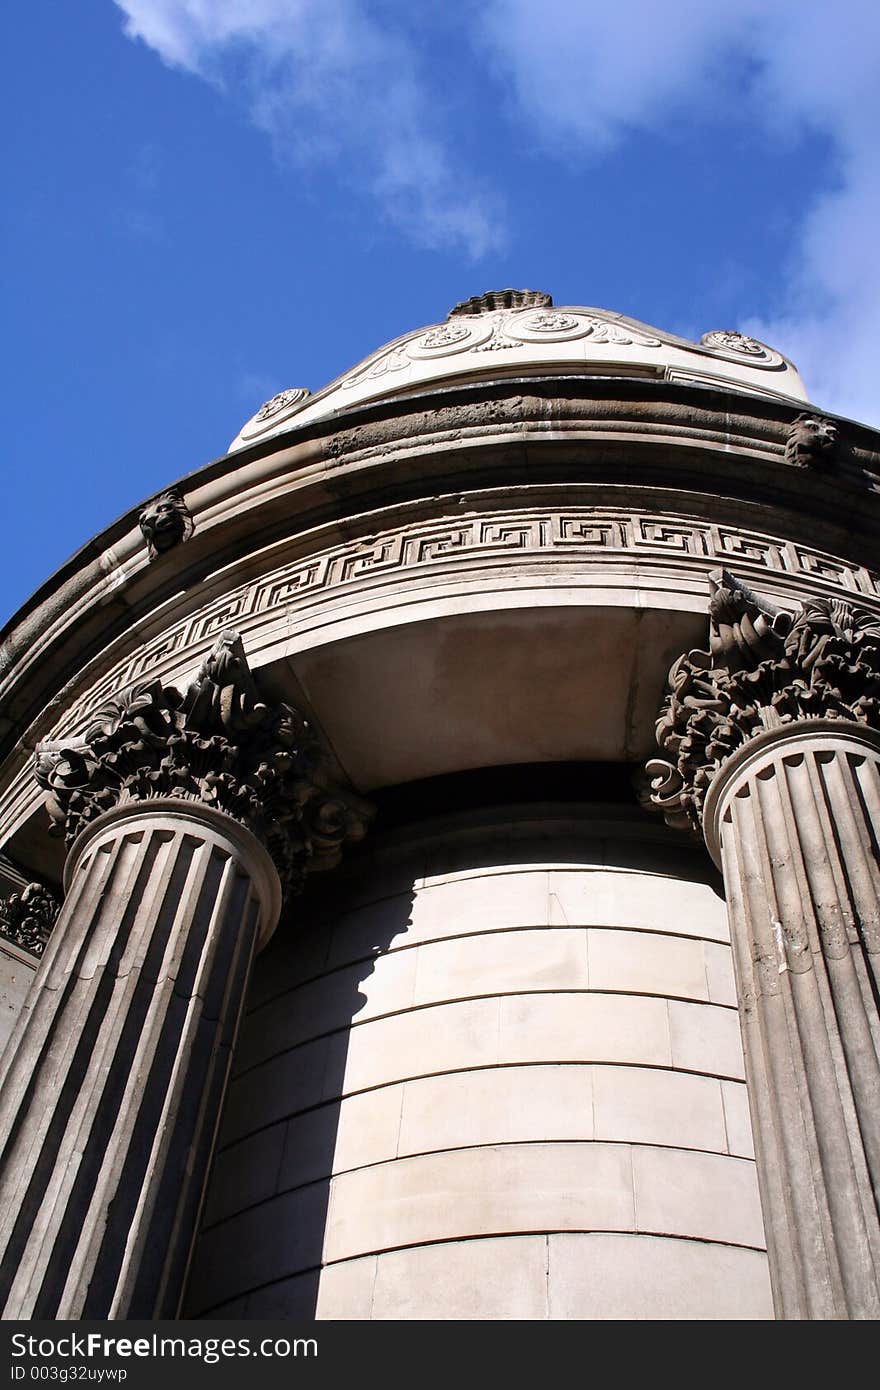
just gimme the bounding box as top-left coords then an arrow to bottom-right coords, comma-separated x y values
116,2 -> 880,426
480,2 -> 765,151
480,0 -> 880,426
741,5 -> 880,426
114,0 -> 503,258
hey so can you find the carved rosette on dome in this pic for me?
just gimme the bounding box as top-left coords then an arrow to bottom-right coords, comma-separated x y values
34,631 -> 372,899
698,330 -> 784,369
254,387 -> 310,422
700,330 -> 766,357
0,882 -> 60,958
643,569 -> 880,834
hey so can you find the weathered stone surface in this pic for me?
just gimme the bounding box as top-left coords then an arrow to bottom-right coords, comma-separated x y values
322,1142 -> 636,1264
648,570 -> 880,1318
0,805 -> 277,1318
712,730 -> 880,1318
0,942 -> 37,1058
367,1237 -> 549,1321
547,1234 -> 772,1320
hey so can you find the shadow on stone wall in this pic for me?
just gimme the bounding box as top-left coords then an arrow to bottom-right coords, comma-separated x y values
183,771 -> 722,1318
182,853 -> 415,1319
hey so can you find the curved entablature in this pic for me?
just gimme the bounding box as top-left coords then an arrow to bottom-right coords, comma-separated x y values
0,372 -> 879,806
228,291 -> 809,452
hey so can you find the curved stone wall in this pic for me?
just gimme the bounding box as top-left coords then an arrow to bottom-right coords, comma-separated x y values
185,808 -> 772,1320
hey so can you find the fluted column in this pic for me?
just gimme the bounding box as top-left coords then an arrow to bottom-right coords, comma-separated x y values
0,631 -> 370,1319
645,572 -> 880,1319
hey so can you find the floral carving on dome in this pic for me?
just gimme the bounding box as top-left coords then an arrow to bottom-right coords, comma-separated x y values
342,345 -> 411,389
518,311 -> 580,334
418,324 -> 472,350
254,387 -> 310,422
407,318 -> 493,359
699,331 -> 783,368
701,330 -> 764,356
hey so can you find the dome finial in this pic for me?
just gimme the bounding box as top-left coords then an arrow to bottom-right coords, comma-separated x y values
447,289 -> 552,320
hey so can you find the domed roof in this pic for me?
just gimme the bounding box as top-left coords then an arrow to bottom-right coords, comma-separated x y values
229,290 -> 808,452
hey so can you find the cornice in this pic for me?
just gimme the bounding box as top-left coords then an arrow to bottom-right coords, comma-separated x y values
2,377 -> 880,772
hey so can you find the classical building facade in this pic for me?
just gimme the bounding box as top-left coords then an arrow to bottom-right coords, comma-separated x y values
1,290 -> 879,1319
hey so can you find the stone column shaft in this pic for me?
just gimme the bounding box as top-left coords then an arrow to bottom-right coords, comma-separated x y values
645,572 -> 880,1312
0,628 -> 369,1319
707,727 -> 880,1318
646,573 -> 880,1318
0,802 -> 277,1319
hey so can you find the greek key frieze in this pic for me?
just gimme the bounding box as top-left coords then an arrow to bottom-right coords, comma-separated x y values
190,593 -> 255,643
127,635 -> 188,682
634,520 -> 708,554
550,516 -> 623,547
477,520 -> 544,549
788,546 -> 861,590
50,510 -> 880,737
263,558 -> 330,606
711,527 -> 786,570
408,529 -> 473,563
337,535 -> 406,583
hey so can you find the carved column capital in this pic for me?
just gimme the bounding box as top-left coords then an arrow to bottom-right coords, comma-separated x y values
34,630 -> 372,901
0,882 -> 60,958
643,568 -> 880,837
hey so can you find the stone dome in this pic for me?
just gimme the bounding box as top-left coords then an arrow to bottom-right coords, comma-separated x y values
229,289 -> 808,451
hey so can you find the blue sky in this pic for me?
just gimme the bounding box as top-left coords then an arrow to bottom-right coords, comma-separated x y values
3,1 -> 879,627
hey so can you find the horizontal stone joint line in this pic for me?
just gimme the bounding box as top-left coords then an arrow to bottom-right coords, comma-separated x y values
198,1137 -> 759,1235
188,1226 -> 771,1318
234,987 -> 740,1081
221,1059 -> 749,1147
245,920 -> 732,1016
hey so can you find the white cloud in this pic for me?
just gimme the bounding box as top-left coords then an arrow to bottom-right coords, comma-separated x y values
741,5 -> 880,425
116,2 -> 880,426
114,0 -> 502,258
481,0 -> 880,426
480,1 -> 764,150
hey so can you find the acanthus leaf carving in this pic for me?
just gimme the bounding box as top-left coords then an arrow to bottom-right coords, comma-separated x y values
0,882 -> 60,958
644,569 -> 880,834
35,631 -> 372,900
